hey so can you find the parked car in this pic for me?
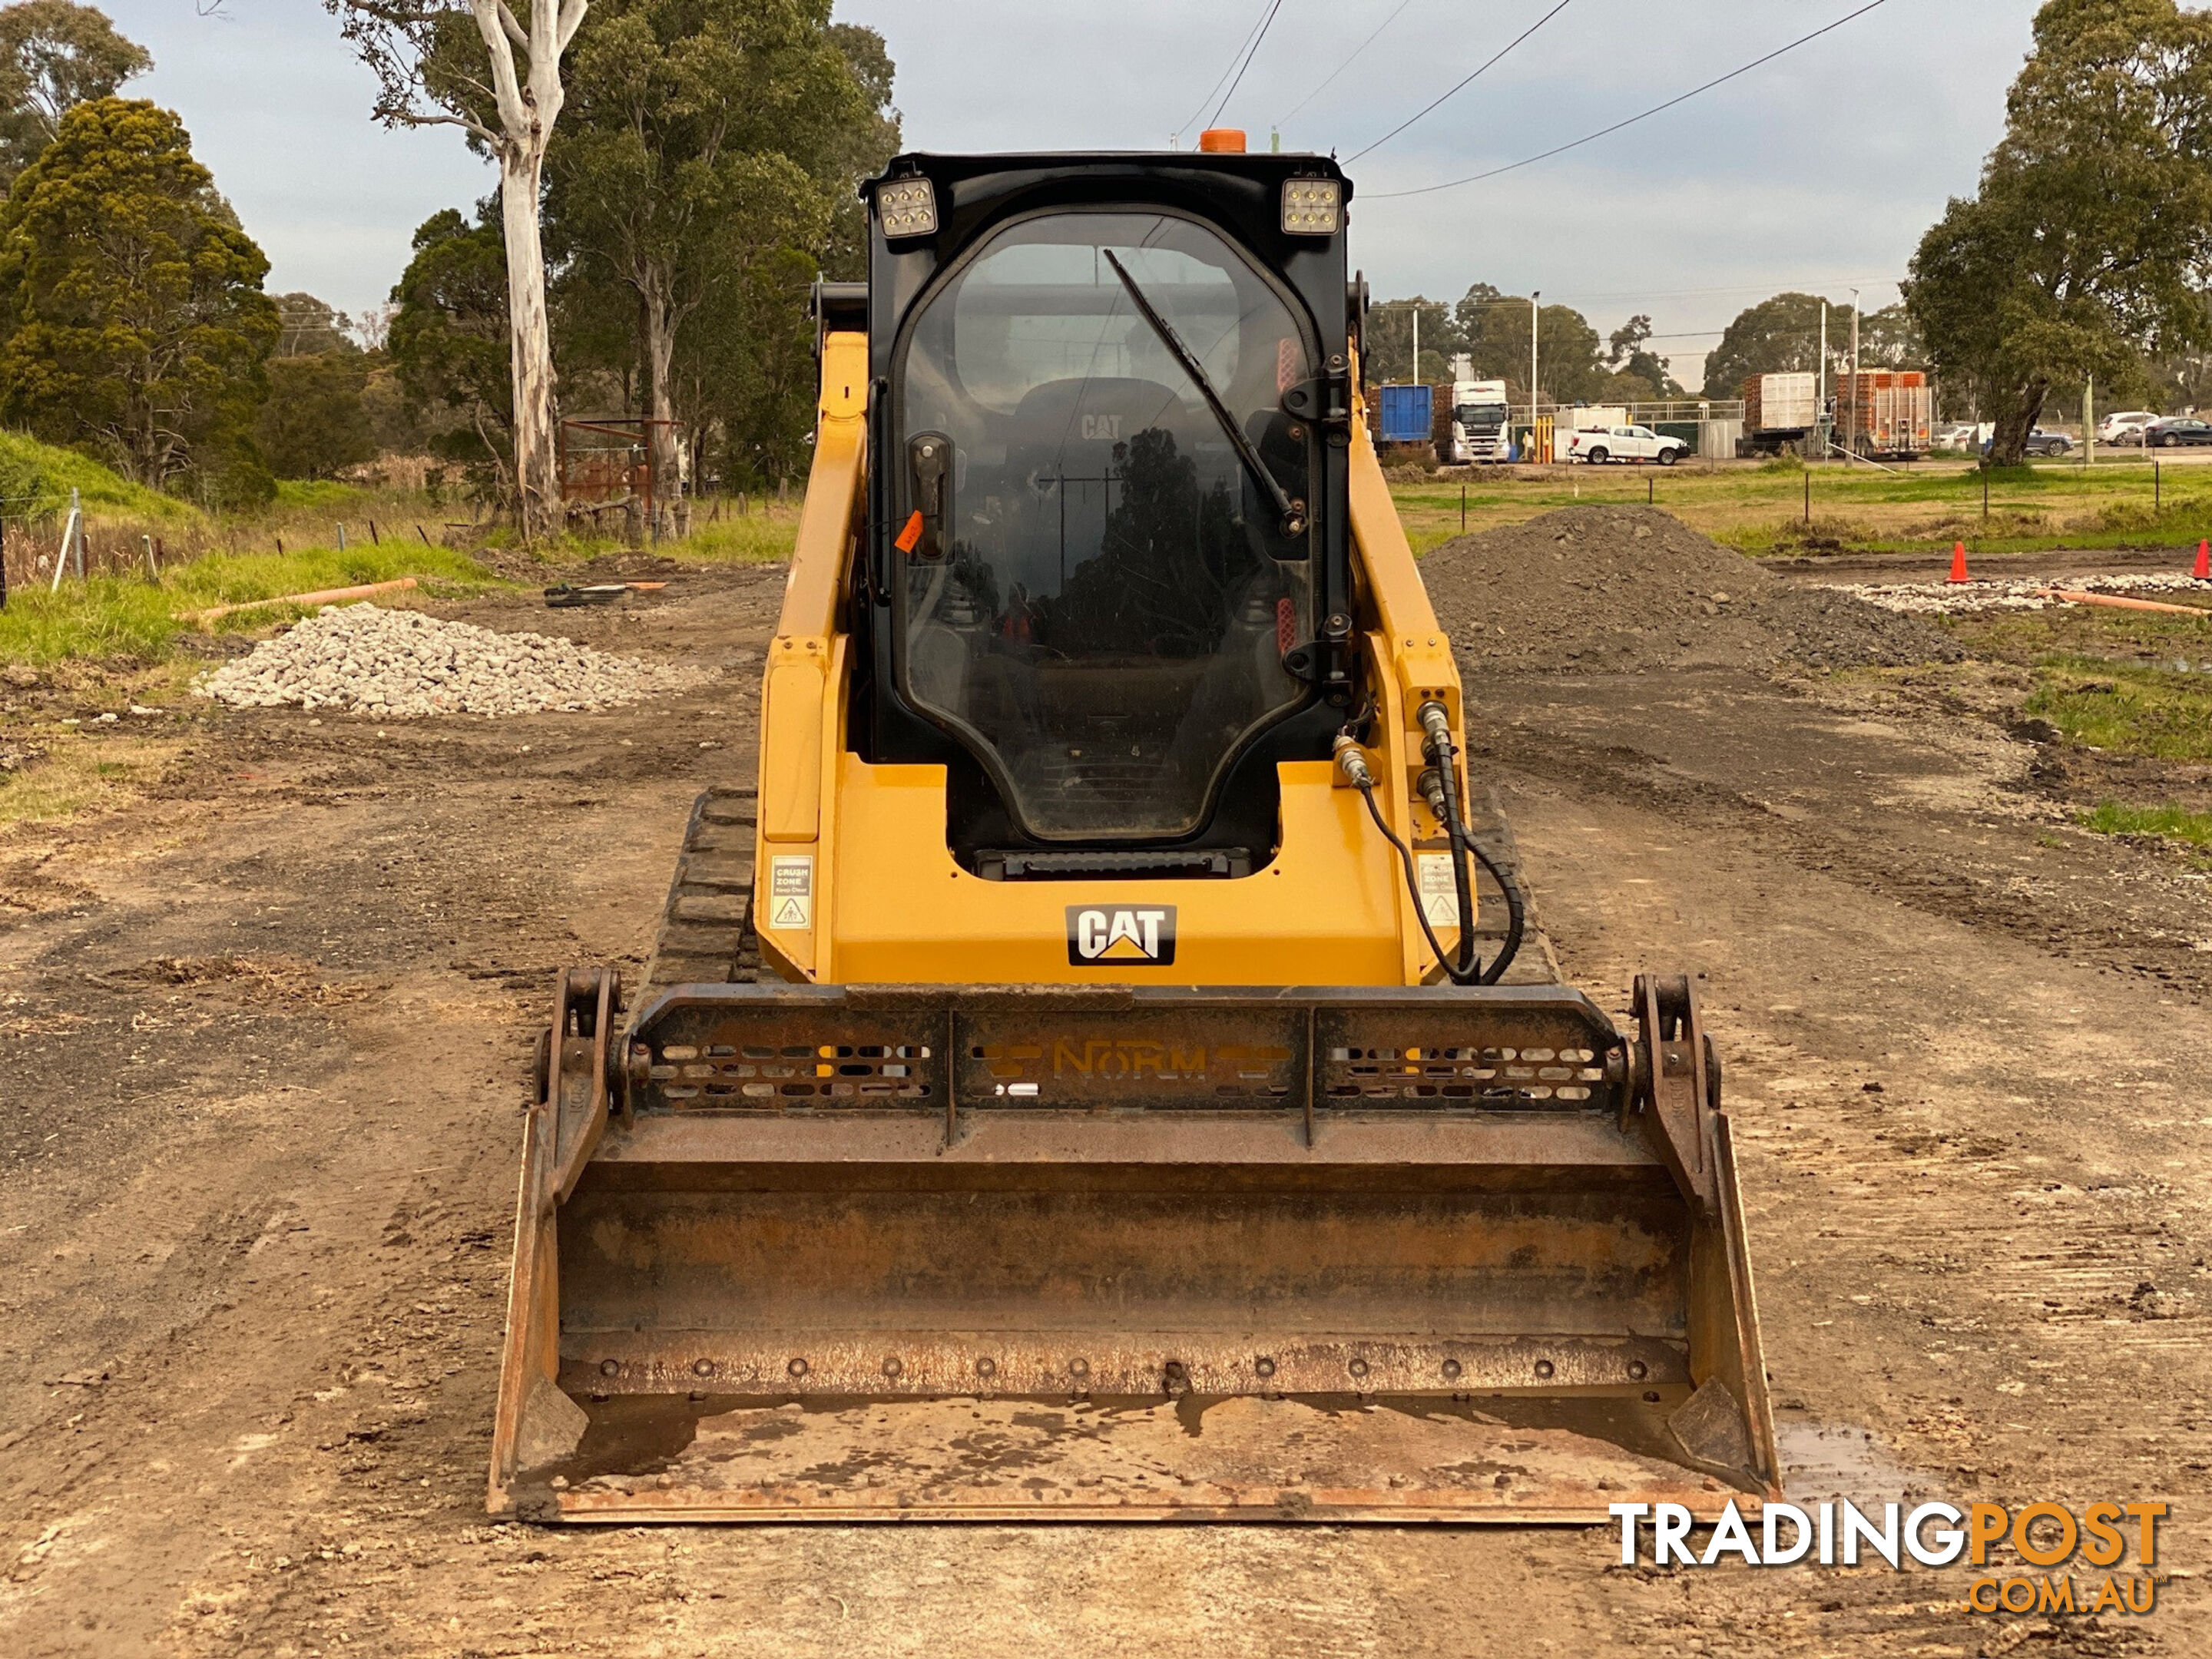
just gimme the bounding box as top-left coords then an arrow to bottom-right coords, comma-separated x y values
1562,424 -> 1690,465
1982,429 -> 2073,457
2098,409 -> 2160,445
2145,416 -> 2212,448
1932,422 -> 1979,451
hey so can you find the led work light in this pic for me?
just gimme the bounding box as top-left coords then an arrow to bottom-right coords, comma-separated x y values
1280,177 -> 1340,237
879,177 -> 938,238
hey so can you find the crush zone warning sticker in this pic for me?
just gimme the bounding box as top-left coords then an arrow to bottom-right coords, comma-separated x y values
1417,853 -> 1462,928
767,854 -> 813,930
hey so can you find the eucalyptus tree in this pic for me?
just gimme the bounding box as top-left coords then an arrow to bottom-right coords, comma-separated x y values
546,0 -> 885,514
329,0 -> 588,536
0,0 -> 150,187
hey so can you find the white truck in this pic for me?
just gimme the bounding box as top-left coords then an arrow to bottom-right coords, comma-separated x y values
1445,377 -> 1512,462
1563,423 -> 1690,465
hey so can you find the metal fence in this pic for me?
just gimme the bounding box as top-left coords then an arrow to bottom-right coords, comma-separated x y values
1535,399 -> 1749,426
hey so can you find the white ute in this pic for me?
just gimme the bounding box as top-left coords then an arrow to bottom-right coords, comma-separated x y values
1565,424 -> 1689,465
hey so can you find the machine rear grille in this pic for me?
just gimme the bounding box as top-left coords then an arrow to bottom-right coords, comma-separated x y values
975,847 -> 1253,880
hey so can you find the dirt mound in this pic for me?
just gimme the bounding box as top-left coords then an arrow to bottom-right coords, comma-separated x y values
1421,505 -> 1961,675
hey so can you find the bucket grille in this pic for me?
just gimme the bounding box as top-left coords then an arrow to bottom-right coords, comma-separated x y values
655,1040 -> 935,1104
631,987 -> 1623,1115
1323,1044 -> 1601,1105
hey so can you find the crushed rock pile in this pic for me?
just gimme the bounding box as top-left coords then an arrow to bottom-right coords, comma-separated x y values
1842,571 -> 2212,617
1422,505 -> 1962,674
193,603 -> 710,717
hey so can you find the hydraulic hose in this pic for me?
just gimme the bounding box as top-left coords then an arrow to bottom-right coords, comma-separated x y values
1467,830 -> 1526,985
1337,736 -> 1485,987
1416,703 -> 1482,980
1416,766 -> 1527,986
1338,717 -> 1528,987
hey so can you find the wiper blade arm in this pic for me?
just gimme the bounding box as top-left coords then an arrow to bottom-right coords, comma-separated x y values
1101,248 -> 1306,536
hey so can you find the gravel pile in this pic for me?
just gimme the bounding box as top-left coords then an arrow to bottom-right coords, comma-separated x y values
1842,571 -> 2212,617
193,603 -> 709,717
1423,505 -> 1962,674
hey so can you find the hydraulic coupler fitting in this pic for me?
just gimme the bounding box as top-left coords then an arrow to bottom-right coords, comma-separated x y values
1416,767 -> 1449,820
1333,734 -> 1377,790
1416,699 -> 1455,760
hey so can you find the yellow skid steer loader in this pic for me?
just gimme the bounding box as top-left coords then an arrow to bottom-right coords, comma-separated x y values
490,137 -> 1777,1523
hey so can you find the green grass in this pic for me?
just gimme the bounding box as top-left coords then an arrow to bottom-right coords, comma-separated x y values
511,499 -> 804,567
2077,801 -> 2212,847
1946,601 -> 2212,670
667,508 -> 800,562
272,479 -> 369,511
0,429 -> 197,522
2022,654 -> 2212,760
1386,455 -> 2212,560
2,487 -> 796,664
0,541 -> 496,665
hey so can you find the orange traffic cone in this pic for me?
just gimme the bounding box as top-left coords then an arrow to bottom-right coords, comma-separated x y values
1947,540 -> 1969,584
2195,538 -> 2209,581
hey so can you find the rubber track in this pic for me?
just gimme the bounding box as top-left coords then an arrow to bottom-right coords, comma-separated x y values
1461,779 -> 1561,986
641,786 -> 761,994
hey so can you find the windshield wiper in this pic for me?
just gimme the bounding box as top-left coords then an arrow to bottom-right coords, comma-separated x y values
1100,248 -> 1306,537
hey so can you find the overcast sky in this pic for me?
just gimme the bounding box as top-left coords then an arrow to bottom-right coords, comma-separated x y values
112,0 -> 2035,386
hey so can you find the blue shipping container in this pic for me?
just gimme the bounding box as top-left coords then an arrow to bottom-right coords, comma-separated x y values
1378,383 -> 1433,445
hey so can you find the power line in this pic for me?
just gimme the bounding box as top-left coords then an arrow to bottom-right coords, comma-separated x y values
1515,277 -> 1904,304
1366,300 -> 1913,358
1372,283 -> 1902,319
1177,2 -> 1277,141
1276,0 -> 1418,127
1209,0 -> 1287,130
1347,0 -> 1573,164
1367,0 -> 1891,199
1393,278 -> 1904,308
1366,282 -> 1909,342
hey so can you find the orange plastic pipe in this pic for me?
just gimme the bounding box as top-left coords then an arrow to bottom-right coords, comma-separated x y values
175,576 -> 418,628
2040,588 -> 2210,617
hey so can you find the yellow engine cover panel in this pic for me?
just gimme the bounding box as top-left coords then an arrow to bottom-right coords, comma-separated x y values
824,758 -> 1412,986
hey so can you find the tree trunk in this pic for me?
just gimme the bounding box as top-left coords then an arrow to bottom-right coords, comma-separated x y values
1988,377 -> 2048,467
501,146 -> 563,540
641,279 -> 681,538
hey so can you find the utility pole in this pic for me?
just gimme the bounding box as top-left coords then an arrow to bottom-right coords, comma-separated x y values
1816,302 -> 1828,462
1530,289 -> 1541,435
1846,287 -> 1860,462
2085,374 -> 2095,465
1412,303 -> 1419,386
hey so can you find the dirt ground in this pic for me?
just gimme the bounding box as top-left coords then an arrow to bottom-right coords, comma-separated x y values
3,563 -> 2208,1655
